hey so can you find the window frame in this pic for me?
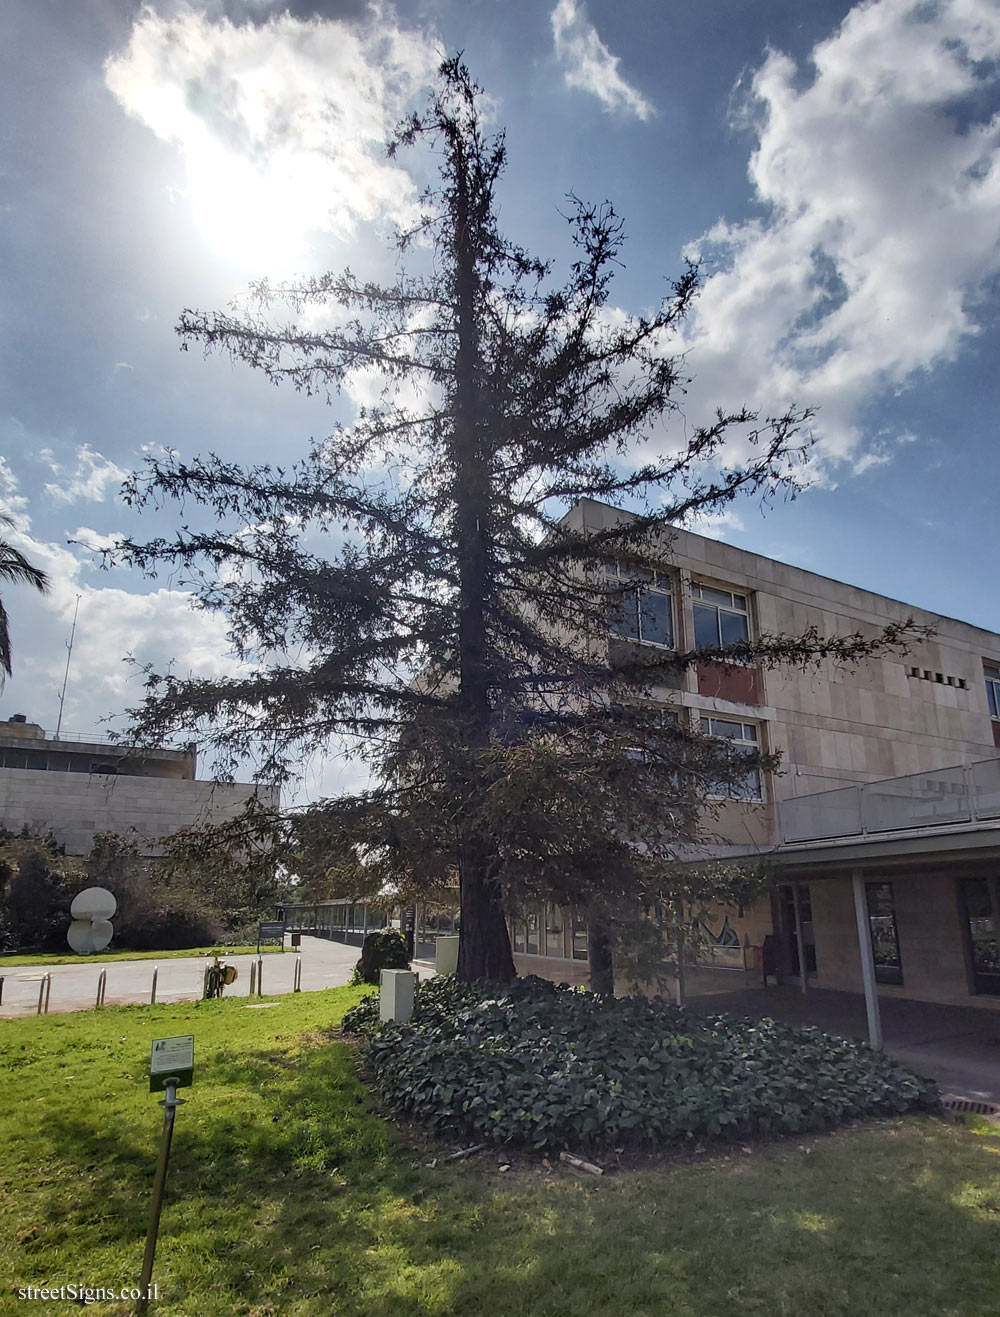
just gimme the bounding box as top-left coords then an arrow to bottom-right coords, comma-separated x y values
698,714 -> 764,801
985,664 -> 1000,719
605,562 -> 675,650
692,580 -> 751,649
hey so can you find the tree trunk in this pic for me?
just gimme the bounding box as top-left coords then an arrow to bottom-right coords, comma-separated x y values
451,129 -> 515,984
587,921 -> 614,995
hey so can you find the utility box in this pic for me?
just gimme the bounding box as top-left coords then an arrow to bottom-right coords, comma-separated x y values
380,969 -> 416,1023
435,935 -> 460,976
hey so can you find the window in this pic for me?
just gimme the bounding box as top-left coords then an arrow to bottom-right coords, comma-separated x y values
571,912 -> 589,961
692,582 -> 750,648
865,881 -> 903,985
985,665 -> 1000,719
605,563 -> 674,647
698,716 -> 763,800
544,905 -> 566,958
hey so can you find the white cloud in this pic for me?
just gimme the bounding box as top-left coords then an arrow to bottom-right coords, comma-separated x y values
104,3 -> 441,270
551,0 -> 654,121
42,444 -> 129,505
0,456 -> 241,742
668,0 -> 1000,478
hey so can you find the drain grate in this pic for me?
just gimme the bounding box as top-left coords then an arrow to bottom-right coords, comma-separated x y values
942,1097 -> 999,1116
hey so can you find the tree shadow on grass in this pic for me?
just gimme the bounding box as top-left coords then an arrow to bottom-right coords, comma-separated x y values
18,1035 -> 1000,1317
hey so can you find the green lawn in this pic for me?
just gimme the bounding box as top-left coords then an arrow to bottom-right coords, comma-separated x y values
3,990 -> 999,1316
0,944 -> 283,968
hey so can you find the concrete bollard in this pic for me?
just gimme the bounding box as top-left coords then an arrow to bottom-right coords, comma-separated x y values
380,969 -> 417,1023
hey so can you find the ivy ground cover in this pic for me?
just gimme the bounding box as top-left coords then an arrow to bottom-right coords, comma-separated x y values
345,977 -> 939,1150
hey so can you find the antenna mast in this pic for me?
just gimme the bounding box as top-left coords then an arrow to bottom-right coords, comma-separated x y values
55,594 -> 81,739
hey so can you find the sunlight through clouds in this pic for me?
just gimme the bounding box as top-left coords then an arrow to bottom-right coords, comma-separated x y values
104,3 -> 441,271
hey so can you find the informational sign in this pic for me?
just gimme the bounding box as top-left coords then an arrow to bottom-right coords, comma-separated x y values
258,921 -> 285,940
149,1035 -> 194,1093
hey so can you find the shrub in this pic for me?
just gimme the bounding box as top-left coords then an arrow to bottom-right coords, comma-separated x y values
354,978 -> 940,1151
351,929 -> 411,985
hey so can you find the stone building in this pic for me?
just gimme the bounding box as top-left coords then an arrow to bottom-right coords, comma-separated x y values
509,498 -> 1000,1020
0,715 -> 275,855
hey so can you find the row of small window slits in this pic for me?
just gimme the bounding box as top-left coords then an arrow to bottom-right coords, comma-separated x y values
907,667 -> 968,689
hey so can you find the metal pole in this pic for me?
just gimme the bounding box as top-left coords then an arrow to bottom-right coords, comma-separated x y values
150,968 -> 158,1006
791,880 -> 808,995
249,961 -> 257,996
97,969 -> 107,1008
55,593 -> 81,739
0,975 -> 4,1006
256,956 -> 263,997
43,973 -> 52,1014
851,869 -> 883,1049
36,977 -> 46,1015
135,1079 -> 183,1317
293,955 -> 302,992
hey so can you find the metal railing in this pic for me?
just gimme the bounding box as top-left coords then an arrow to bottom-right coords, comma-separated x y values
778,756 -> 1000,843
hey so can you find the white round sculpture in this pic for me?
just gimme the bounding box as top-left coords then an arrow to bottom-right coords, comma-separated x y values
70,887 -> 118,921
67,888 -> 117,953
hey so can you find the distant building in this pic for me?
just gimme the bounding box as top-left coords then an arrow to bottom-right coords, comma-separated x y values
0,715 -> 276,855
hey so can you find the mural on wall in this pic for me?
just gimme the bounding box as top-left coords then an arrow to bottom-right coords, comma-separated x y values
694,913 -> 745,968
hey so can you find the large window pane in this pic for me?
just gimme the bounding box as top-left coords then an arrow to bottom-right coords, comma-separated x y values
639,589 -> 672,645
866,881 -> 903,984
720,609 -> 750,645
545,905 -> 565,958
525,908 -> 540,955
693,603 -> 719,648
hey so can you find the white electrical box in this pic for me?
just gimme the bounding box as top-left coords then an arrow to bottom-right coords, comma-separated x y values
380,968 -> 416,1023
435,935 -> 460,976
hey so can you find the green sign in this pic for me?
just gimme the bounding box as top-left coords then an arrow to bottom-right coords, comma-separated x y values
149,1035 -> 194,1093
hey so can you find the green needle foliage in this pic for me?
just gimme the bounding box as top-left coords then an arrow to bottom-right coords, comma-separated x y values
107,59 -> 926,983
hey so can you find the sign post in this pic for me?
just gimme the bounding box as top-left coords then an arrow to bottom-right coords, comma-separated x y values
136,1037 -> 193,1315
257,920 -> 285,954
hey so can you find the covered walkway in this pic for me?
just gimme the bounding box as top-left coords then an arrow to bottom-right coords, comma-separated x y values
687,982 -> 1000,1106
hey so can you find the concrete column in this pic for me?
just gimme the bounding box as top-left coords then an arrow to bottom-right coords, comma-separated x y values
851,868 -> 883,1050
792,879 -> 808,995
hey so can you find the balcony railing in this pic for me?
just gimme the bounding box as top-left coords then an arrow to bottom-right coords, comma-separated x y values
778,756 -> 1000,843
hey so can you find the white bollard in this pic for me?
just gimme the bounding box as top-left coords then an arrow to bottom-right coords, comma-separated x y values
380,969 -> 416,1023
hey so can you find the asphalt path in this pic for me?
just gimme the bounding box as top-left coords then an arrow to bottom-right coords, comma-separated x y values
0,936 -> 435,1017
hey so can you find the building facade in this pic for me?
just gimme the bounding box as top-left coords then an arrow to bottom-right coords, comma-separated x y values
509,499 -> 1000,1010
0,715 -> 275,855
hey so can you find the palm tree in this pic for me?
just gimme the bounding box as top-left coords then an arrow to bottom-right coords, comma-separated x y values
0,515 -> 49,680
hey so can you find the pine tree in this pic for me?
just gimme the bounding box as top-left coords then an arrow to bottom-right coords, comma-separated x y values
112,60 -> 922,984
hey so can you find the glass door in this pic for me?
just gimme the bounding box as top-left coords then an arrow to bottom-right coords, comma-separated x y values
961,878 -> 1000,996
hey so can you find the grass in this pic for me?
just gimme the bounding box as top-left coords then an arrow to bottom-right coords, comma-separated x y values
3,991 -> 1000,1316
0,944 -> 284,967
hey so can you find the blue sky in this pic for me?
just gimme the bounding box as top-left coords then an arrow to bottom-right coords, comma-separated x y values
1,0 -> 999,798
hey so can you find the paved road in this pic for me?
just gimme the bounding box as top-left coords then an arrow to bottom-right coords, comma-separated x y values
0,936 -> 435,1018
